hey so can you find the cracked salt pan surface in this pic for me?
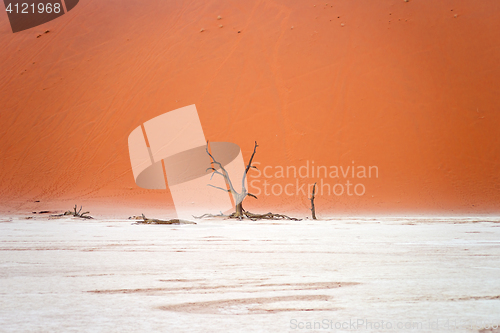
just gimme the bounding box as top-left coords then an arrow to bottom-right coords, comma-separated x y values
0,216 -> 499,332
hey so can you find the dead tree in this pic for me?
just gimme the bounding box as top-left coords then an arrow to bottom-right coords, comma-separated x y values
204,141 -> 300,221
206,141 -> 258,218
310,182 -> 317,220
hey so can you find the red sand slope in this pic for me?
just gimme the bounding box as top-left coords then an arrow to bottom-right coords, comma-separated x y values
1,0 -> 499,216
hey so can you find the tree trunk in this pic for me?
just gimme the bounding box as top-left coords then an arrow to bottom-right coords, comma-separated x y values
235,202 -> 244,217
310,183 -> 317,220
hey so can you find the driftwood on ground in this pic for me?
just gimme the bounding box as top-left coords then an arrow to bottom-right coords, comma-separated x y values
194,211 -> 301,221
243,211 -> 301,221
133,214 -> 196,225
193,212 -> 227,219
51,205 -> 93,219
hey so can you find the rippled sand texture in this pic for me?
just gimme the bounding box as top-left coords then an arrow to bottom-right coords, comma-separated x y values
1,217 -> 500,332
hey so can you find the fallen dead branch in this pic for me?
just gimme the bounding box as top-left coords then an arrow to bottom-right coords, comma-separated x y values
134,214 -> 196,225
242,211 -> 301,221
51,205 -> 93,219
193,211 -> 300,221
193,212 -> 229,219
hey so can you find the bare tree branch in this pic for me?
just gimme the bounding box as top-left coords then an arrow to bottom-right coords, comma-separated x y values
206,141 -> 238,196
310,182 -> 317,220
207,184 -> 231,192
241,141 -> 259,195
207,167 -> 224,180
206,167 -> 224,176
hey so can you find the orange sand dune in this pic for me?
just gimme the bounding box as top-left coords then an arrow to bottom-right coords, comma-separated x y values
1,0 -> 499,216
